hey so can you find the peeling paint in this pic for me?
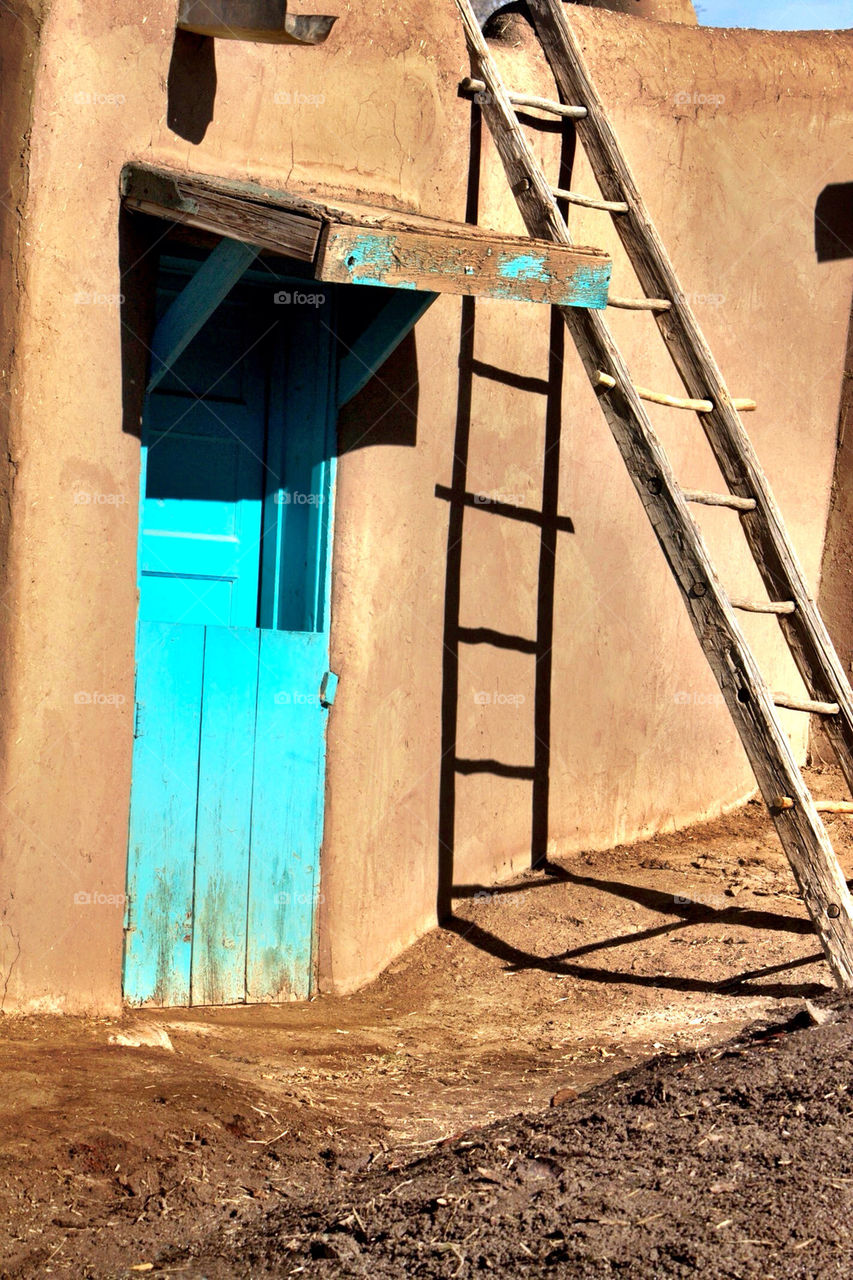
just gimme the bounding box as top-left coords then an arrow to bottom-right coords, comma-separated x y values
498,252 -> 550,282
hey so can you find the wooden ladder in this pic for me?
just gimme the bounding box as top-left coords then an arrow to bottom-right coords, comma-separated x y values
455,0 -> 853,985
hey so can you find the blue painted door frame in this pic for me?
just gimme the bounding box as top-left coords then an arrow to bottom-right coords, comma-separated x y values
124,263 -> 337,1006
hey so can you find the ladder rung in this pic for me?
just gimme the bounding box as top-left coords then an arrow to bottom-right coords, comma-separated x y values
552,186 -> 628,214
773,797 -> 853,814
455,758 -> 537,780
773,693 -> 840,715
607,295 -> 672,312
460,78 -> 587,119
595,372 -> 711,413
682,490 -> 757,512
730,597 -> 796,615
457,626 -> 537,654
596,373 -> 756,414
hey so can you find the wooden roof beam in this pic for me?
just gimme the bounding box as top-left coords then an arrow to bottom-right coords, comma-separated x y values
121,164 -> 612,309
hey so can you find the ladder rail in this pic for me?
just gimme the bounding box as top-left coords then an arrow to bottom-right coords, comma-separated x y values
526,0 -> 853,798
454,0 -> 853,984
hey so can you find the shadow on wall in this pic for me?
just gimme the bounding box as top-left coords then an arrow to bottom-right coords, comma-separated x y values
812,182 -> 853,766
167,29 -> 217,144
435,98 -> 578,920
816,183 -> 853,263
335,285 -> 420,452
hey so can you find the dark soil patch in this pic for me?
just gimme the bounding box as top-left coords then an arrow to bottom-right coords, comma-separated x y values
179,996 -> 853,1278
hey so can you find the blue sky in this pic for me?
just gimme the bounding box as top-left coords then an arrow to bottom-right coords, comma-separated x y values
696,0 -> 853,26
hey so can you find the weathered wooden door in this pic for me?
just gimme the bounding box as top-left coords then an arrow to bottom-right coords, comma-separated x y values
124,267 -> 336,1005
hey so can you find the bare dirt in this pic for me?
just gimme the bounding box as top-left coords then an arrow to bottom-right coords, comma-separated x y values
3,767 -> 853,1278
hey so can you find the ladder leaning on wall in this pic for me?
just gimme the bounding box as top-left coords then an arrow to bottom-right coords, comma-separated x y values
455,0 -> 853,986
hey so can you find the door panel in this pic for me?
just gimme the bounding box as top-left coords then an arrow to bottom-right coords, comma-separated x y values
124,621 -> 204,1006
247,630 -> 327,1001
192,627 -> 260,1005
141,394 -> 267,629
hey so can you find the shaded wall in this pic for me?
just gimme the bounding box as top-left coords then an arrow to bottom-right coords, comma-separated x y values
0,0 -> 850,1008
814,299 -> 853,764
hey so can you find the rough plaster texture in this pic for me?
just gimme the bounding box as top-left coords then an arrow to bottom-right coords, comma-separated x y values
0,0 -> 49,1010
0,0 -> 850,1008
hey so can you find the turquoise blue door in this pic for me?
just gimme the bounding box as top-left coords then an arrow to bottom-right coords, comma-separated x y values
124,267 -> 336,1006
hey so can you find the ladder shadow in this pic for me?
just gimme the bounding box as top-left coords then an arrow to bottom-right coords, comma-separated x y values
443,861 -> 834,999
437,95 -> 577,919
442,912 -> 828,1000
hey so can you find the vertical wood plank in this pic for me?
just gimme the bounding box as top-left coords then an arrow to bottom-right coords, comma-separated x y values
191,626 -> 260,1004
246,630 -> 327,1001
124,621 -> 204,1006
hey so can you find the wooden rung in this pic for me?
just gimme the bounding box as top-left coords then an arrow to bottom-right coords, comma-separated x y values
607,295 -> 672,312
730,597 -> 796,615
460,78 -> 587,119
595,373 -> 755,414
773,796 -> 853,814
594,372 -> 711,412
772,693 -> 840,715
552,186 -> 628,214
682,491 -> 757,512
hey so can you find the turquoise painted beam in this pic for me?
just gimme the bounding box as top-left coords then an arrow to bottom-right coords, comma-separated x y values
337,289 -> 438,408
319,226 -> 611,309
147,238 -> 261,391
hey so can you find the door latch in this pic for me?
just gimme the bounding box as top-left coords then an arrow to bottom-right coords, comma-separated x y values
319,670 -> 339,708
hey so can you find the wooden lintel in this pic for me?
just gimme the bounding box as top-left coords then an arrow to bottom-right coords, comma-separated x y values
120,164 -> 612,309
121,167 -> 322,261
317,224 -> 611,308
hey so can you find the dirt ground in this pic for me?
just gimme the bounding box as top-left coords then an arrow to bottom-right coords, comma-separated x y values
3,767 -> 853,1278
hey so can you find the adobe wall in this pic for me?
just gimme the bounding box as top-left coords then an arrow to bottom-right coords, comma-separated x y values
0,0 -> 47,1009
0,0 -> 850,1009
